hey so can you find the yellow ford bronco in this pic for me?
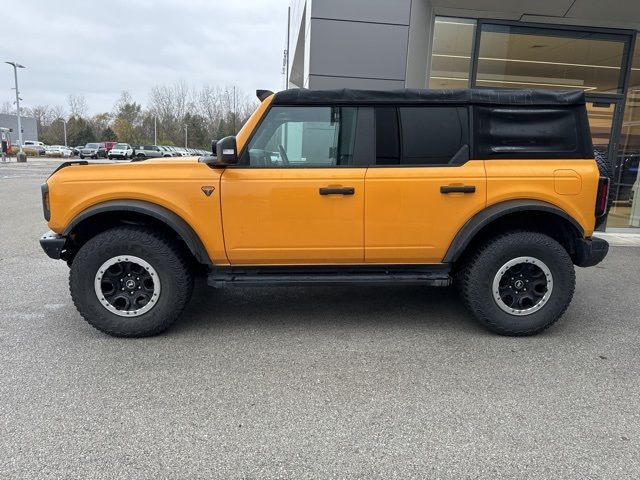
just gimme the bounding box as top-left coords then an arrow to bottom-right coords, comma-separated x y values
40,88 -> 610,337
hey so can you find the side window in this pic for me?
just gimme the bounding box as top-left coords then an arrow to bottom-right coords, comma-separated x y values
399,107 -> 468,165
375,107 -> 400,165
241,106 -> 358,167
374,106 -> 469,165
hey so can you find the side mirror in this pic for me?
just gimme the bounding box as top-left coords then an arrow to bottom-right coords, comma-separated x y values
199,136 -> 237,167
216,136 -> 237,165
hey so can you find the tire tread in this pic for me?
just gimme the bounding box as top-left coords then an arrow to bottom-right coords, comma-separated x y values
459,231 -> 575,336
69,225 -> 193,337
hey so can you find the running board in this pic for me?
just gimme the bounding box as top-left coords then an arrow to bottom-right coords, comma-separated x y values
207,265 -> 451,288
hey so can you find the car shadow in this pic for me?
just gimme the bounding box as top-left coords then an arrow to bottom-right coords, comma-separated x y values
171,279 -> 482,336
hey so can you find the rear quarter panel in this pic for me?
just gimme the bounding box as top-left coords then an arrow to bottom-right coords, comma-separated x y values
485,159 -> 599,236
47,161 -> 228,264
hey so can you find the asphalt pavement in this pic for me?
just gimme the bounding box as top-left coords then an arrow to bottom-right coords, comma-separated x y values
1,159 -> 639,479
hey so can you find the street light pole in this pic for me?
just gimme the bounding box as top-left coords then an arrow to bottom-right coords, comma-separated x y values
154,116 -> 157,145
5,61 -> 26,159
233,85 -> 236,133
61,119 -> 67,147
184,124 -> 188,148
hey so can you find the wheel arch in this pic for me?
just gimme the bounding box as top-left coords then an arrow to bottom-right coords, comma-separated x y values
444,200 -> 585,264
63,200 -> 213,266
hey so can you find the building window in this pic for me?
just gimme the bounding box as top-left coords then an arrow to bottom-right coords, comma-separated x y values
428,17 -> 476,88
475,23 -> 628,94
610,36 -> 640,228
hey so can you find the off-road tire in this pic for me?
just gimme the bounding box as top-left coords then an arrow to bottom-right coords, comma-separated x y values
459,231 -> 575,336
69,226 -> 194,337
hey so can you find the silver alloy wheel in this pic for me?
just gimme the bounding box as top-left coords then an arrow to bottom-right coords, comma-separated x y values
94,255 -> 161,317
492,256 -> 553,316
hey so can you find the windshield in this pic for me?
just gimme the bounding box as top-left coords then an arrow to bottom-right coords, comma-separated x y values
85,143 -> 99,148
115,143 -> 128,148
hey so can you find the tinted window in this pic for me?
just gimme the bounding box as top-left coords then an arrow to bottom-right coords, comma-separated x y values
399,107 -> 468,165
375,107 -> 400,165
242,106 -> 358,167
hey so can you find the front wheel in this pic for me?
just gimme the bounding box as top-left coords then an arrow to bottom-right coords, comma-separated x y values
459,231 -> 575,336
69,226 -> 194,337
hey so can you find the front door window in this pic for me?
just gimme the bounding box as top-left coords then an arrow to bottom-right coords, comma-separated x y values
241,106 -> 358,167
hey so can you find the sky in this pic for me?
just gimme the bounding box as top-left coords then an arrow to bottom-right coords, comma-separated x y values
0,0 -> 288,115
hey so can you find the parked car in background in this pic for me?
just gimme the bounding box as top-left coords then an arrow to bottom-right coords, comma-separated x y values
160,146 -> 180,157
45,145 -> 73,157
104,141 -> 118,154
72,145 -> 84,155
22,140 -> 47,156
79,142 -> 107,159
175,147 -> 191,156
157,146 -> 171,157
107,143 -> 134,160
132,145 -> 163,159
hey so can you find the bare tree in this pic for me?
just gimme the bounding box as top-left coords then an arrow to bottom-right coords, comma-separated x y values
113,90 -> 133,114
51,105 -> 67,122
29,105 -> 51,127
67,94 -> 88,118
148,80 -> 192,123
0,101 -> 15,114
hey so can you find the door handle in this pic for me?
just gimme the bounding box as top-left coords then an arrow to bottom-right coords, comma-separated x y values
319,187 -> 355,195
440,185 -> 476,194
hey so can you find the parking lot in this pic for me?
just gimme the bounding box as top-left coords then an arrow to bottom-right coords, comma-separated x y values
1,159 -> 639,479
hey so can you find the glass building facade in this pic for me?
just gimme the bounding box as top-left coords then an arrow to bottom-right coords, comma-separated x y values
430,18 -> 639,230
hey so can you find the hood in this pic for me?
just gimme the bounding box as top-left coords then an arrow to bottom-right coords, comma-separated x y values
45,157 -> 221,233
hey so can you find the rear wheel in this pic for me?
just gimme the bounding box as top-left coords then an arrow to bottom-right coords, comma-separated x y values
69,226 -> 194,337
459,231 -> 575,336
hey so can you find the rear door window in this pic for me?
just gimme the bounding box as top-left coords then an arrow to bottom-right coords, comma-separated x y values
398,107 -> 468,165
374,107 -> 401,165
374,106 -> 469,165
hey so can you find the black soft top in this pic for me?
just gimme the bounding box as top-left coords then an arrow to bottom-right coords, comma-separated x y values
271,88 -> 585,107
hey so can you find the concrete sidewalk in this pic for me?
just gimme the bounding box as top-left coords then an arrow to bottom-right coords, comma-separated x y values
595,232 -> 640,246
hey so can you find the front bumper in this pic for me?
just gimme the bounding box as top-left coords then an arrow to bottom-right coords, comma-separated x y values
574,237 -> 609,267
40,230 -> 67,259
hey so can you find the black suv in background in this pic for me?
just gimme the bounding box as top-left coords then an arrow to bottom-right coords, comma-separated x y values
79,143 -> 107,159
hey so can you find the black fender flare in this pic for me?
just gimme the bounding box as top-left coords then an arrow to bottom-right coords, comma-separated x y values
443,199 -> 584,263
63,199 -> 213,265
